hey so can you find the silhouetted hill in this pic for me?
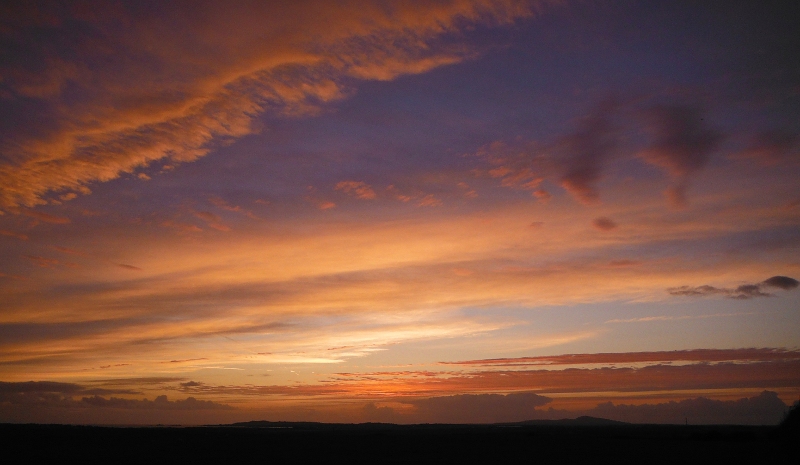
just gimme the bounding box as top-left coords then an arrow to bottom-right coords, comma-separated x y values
228,417 -> 628,429
0,422 -> 792,464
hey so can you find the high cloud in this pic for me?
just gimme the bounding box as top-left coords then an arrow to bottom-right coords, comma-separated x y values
0,0 -> 544,210
668,276 -> 799,299
440,348 -> 800,367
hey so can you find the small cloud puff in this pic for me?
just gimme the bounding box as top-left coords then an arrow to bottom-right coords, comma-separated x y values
335,181 -> 377,200
592,217 -> 617,231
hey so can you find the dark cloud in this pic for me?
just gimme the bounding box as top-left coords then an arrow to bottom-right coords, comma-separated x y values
639,105 -> 721,207
0,319 -> 145,347
559,101 -> 618,204
0,382 -> 131,412
0,381 -> 82,394
362,402 -> 401,423
591,217 -> 617,231
398,391 -> 788,425
668,275 -> 799,299
180,381 -> 204,388
0,381 -> 230,410
117,263 -> 142,271
762,275 -> 800,290
590,391 -> 787,425
410,392 -> 552,423
81,395 -> 232,410
92,377 -> 187,386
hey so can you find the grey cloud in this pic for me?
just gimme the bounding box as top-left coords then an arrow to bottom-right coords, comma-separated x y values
362,402 -> 402,423
639,105 -> 721,207
590,391 -> 787,425
668,275 -> 798,299
92,377 -> 187,386
81,395 -> 232,410
559,100 -> 618,204
0,319 -> 148,347
0,381 -> 137,396
409,392 -> 552,424
0,381 -> 230,410
592,217 -> 617,231
0,381 -> 82,394
381,391 -> 788,425
762,275 -> 800,290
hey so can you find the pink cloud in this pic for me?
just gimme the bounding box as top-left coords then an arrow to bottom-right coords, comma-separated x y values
335,181 -> 377,200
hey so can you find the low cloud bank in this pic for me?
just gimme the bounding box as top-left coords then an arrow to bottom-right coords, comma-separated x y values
363,391 -> 789,425
590,391 -> 787,425
0,381 -> 231,411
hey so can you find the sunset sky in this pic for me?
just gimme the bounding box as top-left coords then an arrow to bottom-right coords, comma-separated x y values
1,0 -> 799,425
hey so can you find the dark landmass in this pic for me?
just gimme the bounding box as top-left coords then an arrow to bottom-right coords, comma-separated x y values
2,415 -> 796,464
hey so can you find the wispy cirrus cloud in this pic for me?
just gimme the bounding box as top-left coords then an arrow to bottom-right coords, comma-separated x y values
439,348 -> 800,367
0,0 -> 547,210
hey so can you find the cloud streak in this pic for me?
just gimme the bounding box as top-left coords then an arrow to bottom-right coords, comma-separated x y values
440,348 -> 800,367
668,276 -> 799,299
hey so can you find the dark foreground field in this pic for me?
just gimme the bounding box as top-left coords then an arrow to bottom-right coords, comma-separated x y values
2,420 -> 797,464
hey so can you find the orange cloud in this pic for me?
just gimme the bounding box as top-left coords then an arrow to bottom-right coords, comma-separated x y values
0,1 -> 545,210
0,229 -> 28,241
335,181 -> 377,200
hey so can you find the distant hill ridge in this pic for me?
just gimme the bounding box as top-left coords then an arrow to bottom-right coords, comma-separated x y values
226,416 -> 629,429
511,416 -> 628,426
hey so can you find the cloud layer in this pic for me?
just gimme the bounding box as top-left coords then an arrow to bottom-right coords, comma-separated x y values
0,0 -> 543,209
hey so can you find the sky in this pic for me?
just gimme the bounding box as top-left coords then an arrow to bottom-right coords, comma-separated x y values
1,0 -> 799,425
